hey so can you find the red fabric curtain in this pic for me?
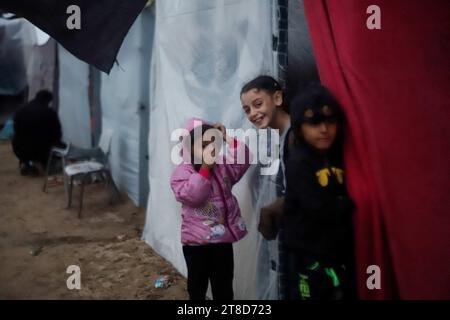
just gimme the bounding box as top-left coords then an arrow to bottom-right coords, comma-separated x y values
303,0 -> 450,299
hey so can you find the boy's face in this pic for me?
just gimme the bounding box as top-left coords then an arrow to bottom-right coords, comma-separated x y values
241,89 -> 283,129
300,106 -> 338,152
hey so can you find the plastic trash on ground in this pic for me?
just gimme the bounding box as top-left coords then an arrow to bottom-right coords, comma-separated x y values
154,276 -> 170,289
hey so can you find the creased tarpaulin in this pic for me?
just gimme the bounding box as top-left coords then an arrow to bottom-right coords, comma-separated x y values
143,0 -> 276,299
303,0 -> 450,299
0,18 -> 34,95
0,0 -> 148,73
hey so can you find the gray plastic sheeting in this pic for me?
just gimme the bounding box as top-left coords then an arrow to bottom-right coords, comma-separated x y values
58,45 -> 92,149
142,0 -> 280,299
57,9 -> 156,207
287,0 -> 319,90
101,11 -> 155,206
0,19 -> 34,95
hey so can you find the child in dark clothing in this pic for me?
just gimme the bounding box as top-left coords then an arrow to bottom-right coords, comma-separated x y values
283,83 -> 355,300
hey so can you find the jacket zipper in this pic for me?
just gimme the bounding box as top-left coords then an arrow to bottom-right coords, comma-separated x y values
212,171 -> 239,241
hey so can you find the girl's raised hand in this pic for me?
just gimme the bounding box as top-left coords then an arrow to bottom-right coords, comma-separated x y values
202,142 -> 217,169
213,123 -> 227,141
213,122 -> 235,146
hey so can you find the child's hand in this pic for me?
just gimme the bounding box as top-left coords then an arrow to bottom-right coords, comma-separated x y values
213,122 -> 227,141
214,122 -> 235,145
201,162 -> 215,170
202,142 -> 216,169
258,198 -> 284,240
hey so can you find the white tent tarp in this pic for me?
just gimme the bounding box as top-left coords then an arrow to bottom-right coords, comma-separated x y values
58,46 -> 91,149
58,9 -> 155,206
101,14 -> 146,205
143,0 -> 280,299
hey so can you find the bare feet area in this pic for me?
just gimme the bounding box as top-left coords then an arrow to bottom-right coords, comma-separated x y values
0,140 -> 188,299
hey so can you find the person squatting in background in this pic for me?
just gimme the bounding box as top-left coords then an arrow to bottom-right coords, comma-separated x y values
170,118 -> 252,300
12,90 -> 63,176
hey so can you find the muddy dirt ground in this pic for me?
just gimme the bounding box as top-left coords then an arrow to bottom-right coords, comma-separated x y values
0,140 -> 188,299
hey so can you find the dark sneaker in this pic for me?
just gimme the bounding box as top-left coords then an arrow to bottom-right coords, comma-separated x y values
20,162 -> 29,176
28,164 -> 40,177
20,161 -> 40,177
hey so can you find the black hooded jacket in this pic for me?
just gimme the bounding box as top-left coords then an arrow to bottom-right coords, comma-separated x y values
283,142 -> 354,266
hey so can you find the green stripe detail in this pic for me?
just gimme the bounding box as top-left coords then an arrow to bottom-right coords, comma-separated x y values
298,274 -> 311,299
324,267 -> 340,287
307,261 -> 320,271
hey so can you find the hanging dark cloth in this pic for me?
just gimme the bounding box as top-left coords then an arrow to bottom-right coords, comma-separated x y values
0,0 -> 148,73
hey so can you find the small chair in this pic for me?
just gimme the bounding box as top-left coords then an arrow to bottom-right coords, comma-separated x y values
43,143 -> 71,198
65,129 -> 121,218
43,142 -> 106,201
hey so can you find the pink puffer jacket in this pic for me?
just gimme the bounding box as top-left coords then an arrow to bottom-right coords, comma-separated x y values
170,118 -> 252,245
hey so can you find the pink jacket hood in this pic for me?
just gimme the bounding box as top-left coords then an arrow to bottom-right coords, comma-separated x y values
180,117 -> 212,164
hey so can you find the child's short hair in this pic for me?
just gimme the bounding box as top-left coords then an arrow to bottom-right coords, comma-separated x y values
35,90 -> 53,105
241,75 -> 288,113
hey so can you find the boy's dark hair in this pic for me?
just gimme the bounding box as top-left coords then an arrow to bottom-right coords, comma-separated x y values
35,90 -> 53,106
241,75 -> 289,113
290,82 -> 345,156
185,124 -> 215,172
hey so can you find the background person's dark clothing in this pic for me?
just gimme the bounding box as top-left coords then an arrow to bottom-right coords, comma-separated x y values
182,243 -> 234,300
12,98 -> 62,168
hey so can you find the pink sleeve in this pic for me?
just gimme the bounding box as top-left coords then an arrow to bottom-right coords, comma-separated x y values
170,165 -> 212,207
223,138 -> 253,184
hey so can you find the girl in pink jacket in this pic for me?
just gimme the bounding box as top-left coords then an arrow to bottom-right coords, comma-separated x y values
170,117 -> 252,300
